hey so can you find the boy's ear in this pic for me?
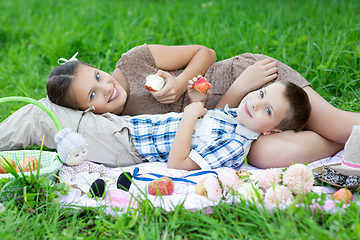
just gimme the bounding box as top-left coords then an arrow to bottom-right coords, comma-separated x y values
262,129 -> 283,136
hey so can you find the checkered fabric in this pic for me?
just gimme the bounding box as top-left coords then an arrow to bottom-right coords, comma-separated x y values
126,107 -> 259,169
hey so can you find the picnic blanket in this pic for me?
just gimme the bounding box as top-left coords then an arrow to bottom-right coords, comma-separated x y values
59,150 -> 357,215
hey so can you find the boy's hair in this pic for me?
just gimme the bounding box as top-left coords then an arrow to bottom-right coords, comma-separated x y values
274,80 -> 311,132
47,61 -> 93,110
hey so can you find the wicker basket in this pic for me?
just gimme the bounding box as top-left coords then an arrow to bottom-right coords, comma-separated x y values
0,150 -> 62,182
0,96 -> 63,183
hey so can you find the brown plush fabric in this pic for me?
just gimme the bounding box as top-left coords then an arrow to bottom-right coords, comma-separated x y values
117,44 -> 310,116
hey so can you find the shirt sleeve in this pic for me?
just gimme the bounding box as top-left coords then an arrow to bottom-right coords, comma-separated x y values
116,44 -> 156,70
188,133 -> 247,169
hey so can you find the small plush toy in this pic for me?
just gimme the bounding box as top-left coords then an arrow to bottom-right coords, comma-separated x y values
56,128 -> 132,197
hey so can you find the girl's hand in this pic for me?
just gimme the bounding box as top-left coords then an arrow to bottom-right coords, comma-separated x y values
215,58 -> 278,109
151,70 -> 187,104
234,58 -> 278,93
184,102 -> 208,118
188,75 -> 211,103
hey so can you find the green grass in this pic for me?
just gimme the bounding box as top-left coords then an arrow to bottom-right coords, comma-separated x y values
1,0 -> 360,239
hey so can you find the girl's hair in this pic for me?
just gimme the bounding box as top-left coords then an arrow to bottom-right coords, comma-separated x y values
274,80 -> 311,132
55,128 -> 87,163
47,61 -> 93,110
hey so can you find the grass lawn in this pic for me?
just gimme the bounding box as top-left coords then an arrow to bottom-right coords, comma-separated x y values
0,0 -> 360,239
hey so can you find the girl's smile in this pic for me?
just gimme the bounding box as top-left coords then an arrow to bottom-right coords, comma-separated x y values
108,86 -> 119,103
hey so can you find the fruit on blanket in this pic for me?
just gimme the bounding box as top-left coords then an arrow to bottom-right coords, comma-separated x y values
195,176 -> 224,201
195,178 -> 207,196
0,157 -> 16,173
16,156 -> 39,172
333,188 -> 353,204
193,77 -> 211,94
236,170 -> 249,178
148,177 -> 174,196
145,75 -> 165,92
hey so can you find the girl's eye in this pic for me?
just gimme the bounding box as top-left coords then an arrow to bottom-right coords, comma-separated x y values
75,153 -> 80,158
90,92 -> 95,100
260,90 -> 264,98
96,72 -> 100,81
266,108 -> 271,116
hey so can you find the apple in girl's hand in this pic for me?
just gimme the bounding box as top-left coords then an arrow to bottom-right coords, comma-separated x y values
0,157 -> 16,173
16,156 -> 39,172
193,77 -> 211,94
148,177 -> 174,196
145,75 -> 165,92
333,188 -> 353,204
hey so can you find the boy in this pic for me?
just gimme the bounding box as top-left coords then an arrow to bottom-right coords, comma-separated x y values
126,78 -> 311,170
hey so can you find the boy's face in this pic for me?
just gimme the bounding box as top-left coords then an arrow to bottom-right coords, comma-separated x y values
70,65 -> 127,114
235,82 -> 289,134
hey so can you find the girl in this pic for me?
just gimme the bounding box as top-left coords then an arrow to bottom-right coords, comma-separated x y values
47,44 -> 217,116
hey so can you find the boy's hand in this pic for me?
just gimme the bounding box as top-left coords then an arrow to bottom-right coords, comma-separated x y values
184,102 -> 208,118
235,58 -> 278,93
187,75 -> 211,104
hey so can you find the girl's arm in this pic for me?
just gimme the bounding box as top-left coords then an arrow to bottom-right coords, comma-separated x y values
167,102 -> 207,170
216,58 -> 278,109
148,45 -> 217,104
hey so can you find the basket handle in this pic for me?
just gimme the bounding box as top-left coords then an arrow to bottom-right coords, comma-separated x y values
0,96 -> 62,132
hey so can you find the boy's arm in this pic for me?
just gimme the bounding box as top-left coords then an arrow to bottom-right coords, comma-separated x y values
167,102 -> 207,170
216,58 -> 278,109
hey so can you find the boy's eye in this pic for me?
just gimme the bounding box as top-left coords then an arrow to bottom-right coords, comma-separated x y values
266,108 -> 271,116
90,92 -> 95,100
96,72 -> 100,81
260,90 -> 264,98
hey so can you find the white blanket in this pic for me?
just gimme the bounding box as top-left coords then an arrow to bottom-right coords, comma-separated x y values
59,150 -> 356,215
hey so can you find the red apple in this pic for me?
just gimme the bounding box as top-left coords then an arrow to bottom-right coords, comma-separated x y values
333,188 -> 353,204
0,157 -> 16,173
16,156 -> 39,172
193,77 -> 211,94
148,177 -> 174,196
145,75 -> 165,92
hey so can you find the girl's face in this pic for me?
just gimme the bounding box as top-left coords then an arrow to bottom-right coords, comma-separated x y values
70,65 -> 127,114
235,82 -> 289,134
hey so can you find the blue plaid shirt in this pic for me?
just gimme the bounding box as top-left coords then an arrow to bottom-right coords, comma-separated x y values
126,106 -> 260,169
